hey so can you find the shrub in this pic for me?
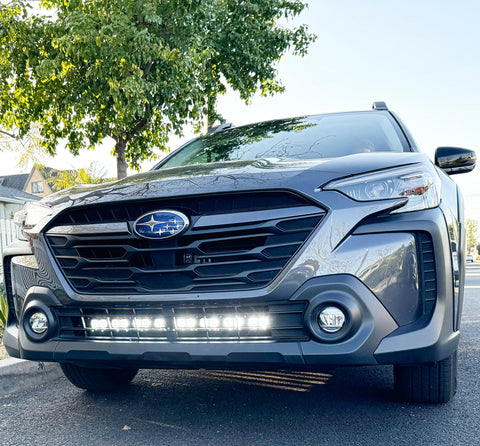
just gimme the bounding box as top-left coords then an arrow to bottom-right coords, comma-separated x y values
0,282 -> 7,328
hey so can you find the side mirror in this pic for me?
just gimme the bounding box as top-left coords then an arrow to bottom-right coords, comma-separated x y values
435,147 -> 476,175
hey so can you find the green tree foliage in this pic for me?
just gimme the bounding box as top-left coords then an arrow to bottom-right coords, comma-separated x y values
466,219 -> 478,253
0,0 -> 316,178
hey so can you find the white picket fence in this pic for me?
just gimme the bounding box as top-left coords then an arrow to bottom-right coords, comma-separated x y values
0,218 -> 19,271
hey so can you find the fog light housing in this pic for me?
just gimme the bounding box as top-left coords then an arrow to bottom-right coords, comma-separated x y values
318,306 -> 346,333
22,299 -> 58,342
29,311 -> 49,334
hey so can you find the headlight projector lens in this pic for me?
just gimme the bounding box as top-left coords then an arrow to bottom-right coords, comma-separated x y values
318,306 -> 346,333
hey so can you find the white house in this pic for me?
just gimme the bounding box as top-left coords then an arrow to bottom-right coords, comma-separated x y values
0,184 -> 39,221
0,184 -> 39,258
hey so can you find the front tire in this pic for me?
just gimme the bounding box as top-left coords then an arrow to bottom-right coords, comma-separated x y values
394,351 -> 457,403
61,363 -> 138,391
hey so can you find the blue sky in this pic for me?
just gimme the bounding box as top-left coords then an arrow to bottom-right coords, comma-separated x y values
2,0 -> 479,220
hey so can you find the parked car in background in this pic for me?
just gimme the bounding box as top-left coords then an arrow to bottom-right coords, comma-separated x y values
466,254 -> 474,263
2,102 -> 476,403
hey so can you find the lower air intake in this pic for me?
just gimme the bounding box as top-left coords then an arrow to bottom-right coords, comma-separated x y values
54,302 -> 309,342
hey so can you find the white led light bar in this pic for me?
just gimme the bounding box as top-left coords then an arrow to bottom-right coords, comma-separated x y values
87,314 -> 271,331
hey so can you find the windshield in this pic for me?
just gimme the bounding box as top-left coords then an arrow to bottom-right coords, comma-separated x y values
158,112 -> 407,169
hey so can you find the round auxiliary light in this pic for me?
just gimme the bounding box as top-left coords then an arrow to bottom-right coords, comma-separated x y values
29,311 -> 49,334
318,306 -> 346,333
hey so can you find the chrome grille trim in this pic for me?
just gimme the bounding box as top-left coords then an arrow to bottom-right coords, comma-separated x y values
46,222 -> 129,235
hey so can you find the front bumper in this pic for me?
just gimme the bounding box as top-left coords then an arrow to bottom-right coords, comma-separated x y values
3,270 -> 458,369
3,201 -> 459,369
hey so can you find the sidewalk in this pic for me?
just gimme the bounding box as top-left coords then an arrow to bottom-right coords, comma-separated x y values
1,327 -> 64,395
0,357 -> 63,395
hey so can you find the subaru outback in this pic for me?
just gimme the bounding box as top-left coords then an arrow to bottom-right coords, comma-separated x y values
3,102 -> 476,403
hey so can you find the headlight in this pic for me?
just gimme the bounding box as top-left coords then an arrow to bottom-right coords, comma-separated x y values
323,163 -> 441,213
14,201 -> 53,241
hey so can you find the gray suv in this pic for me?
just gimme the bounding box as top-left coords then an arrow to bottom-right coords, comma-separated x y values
3,102 -> 476,403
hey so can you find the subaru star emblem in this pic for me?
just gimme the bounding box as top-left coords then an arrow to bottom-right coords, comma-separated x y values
133,210 -> 189,240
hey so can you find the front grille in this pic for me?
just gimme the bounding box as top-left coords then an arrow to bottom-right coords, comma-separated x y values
45,191 -> 325,294
54,302 -> 309,342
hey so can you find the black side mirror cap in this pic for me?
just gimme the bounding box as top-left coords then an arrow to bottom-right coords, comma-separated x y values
435,147 -> 476,175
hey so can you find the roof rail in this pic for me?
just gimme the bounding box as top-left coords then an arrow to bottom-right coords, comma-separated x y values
372,101 -> 388,110
207,123 -> 235,134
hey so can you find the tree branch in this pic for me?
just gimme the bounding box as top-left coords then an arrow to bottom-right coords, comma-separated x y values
142,61 -> 153,79
127,103 -> 151,140
0,129 -> 16,139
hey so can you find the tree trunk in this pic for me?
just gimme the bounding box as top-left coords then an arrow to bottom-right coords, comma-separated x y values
115,138 -> 128,180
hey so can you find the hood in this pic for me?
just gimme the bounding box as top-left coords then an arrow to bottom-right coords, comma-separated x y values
42,152 -> 430,211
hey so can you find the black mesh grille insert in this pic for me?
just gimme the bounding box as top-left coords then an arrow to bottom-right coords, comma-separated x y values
45,191 -> 325,294
53,302 -> 309,342
417,232 -> 437,318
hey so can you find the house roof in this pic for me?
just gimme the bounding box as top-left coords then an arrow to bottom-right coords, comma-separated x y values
0,164 -> 74,198
37,165 -> 62,189
0,173 -> 29,191
24,164 -> 73,192
0,184 -> 40,203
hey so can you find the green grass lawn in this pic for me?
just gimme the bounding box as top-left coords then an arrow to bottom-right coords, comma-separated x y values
1,282 -> 9,359
0,327 -> 9,359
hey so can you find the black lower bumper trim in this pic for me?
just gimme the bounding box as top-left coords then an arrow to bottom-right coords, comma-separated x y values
4,274 -> 457,368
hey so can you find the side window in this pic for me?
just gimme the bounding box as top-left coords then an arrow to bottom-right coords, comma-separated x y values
32,181 -> 44,194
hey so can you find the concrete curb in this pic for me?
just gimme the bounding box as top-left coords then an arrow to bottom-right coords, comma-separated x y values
0,358 -> 63,395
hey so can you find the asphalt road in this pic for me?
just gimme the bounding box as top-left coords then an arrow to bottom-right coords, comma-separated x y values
1,265 -> 479,446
